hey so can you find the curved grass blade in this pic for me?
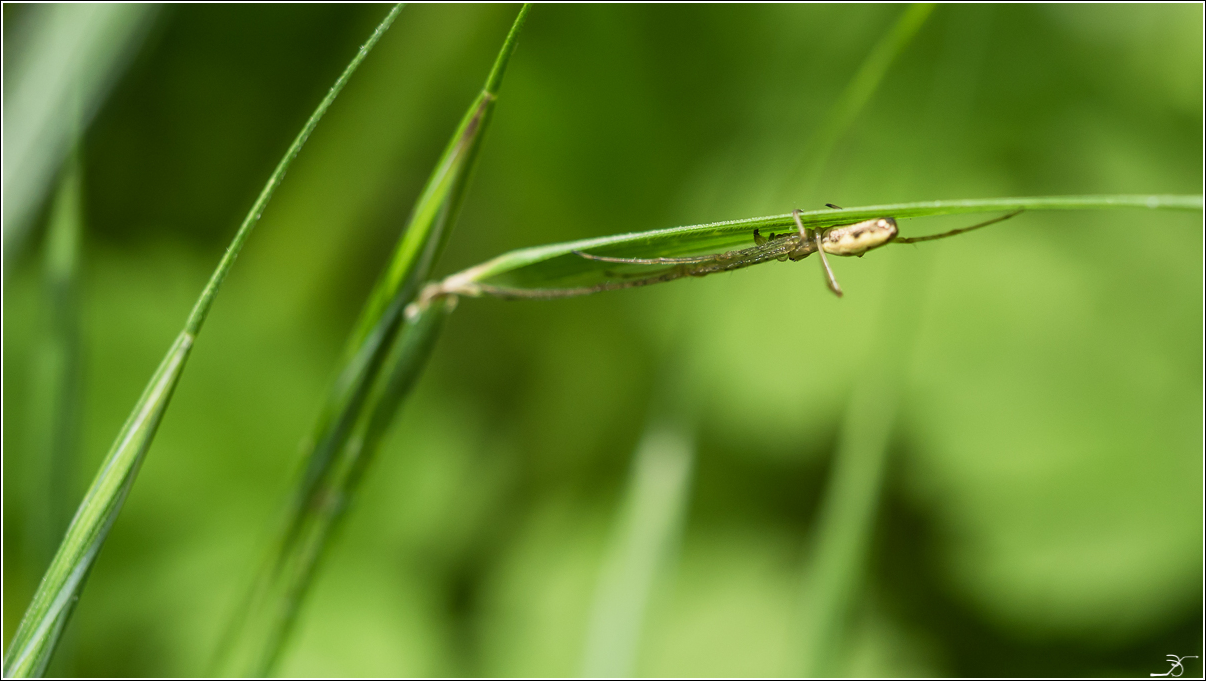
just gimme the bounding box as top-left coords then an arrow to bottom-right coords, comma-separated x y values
216,6 -> 531,675
23,151 -> 86,677
425,194 -> 1202,296
29,151 -> 85,569
798,375 -> 899,676
781,3 -> 935,199
1,6 -> 403,677
796,250 -> 923,675
582,420 -> 694,677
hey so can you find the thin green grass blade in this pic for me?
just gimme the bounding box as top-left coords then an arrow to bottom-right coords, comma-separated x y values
1,7 -> 403,677
797,356 -> 901,676
582,420 -> 694,677
183,4 -> 404,337
795,249 -> 925,675
13,152 -> 85,676
29,151 -> 85,569
426,194 -> 1202,295
781,3 -> 936,200
216,6 -> 531,675
22,151 -> 86,677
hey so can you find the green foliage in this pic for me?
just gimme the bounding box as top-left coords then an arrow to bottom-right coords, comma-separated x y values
2,5 -> 1201,677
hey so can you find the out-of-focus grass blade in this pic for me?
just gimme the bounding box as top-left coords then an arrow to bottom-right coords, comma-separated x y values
426,194 -> 1202,295
795,249 -> 923,675
2,4 -> 156,268
216,6 -> 531,675
1,6 -> 403,677
15,153 -> 86,677
35,155 -> 85,677
797,378 -> 898,676
28,152 -> 85,569
582,421 -> 694,677
780,4 -> 935,199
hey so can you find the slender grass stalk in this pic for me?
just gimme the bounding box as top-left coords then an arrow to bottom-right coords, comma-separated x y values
796,249 -> 927,675
581,421 -> 694,677
1,7 -> 402,677
21,153 -> 86,677
30,152 -> 84,568
781,3 -> 935,199
2,4 -> 156,269
797,379 -> 897,676
423,195 -> 1202,297
216,6 -> 531,675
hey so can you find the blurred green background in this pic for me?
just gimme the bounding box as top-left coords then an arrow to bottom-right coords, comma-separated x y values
3,4 -> 1202,677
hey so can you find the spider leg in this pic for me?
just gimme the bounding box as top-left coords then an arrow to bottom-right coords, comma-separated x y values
895,209 -> 1023,244
602,264 -> 685,280
812,225 -> 843,297
792,209 -> 841,296
573,249 -> 721,265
